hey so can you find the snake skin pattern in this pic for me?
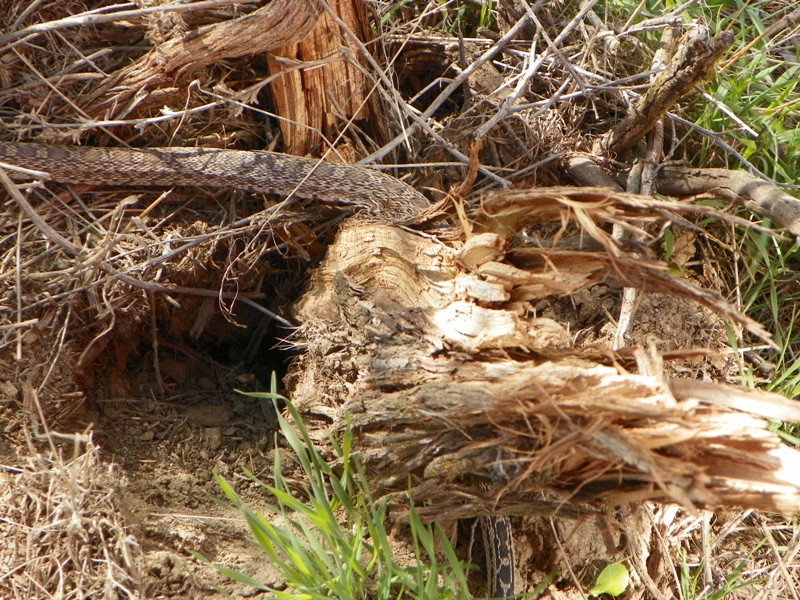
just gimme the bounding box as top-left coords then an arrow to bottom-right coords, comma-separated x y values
0,142 -> 429,224
481,516 -> 515,598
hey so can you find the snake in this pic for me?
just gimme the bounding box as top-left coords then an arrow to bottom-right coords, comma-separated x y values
0,142 -> 428,224
481,515 -> 516,598
0,140 -> 515,598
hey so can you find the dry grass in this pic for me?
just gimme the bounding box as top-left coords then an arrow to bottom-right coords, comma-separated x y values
0,426 -> 140,598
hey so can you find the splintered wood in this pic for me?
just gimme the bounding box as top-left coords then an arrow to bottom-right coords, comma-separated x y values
268,0 -> 374,155
288,187 -> 800,523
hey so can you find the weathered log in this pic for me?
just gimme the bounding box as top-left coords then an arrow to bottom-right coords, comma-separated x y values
268,0 -> 375,155
287,190 -> 800,525
655,166 -> 800,235
81,0 -> 319,117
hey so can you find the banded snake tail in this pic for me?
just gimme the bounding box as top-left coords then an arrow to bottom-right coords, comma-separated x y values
480,515 -> 515,598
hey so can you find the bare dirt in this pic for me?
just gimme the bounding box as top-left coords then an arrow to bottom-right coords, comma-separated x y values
0,351 -> 283,598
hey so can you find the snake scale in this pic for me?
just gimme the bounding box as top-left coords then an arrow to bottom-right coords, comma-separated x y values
0,142 -> 428,223
481,514 -> 516,598
0,140 -> 515,598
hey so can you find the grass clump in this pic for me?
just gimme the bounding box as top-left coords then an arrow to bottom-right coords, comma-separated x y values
678,542 -> 767,600
193,373 -> 470,599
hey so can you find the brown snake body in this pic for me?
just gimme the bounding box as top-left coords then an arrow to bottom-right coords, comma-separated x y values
0,142 -> 429,223
0,140 -> 515,598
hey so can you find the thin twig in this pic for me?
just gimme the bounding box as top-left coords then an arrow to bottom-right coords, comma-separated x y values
355,10 -> 535,167
0,0 -> 253,47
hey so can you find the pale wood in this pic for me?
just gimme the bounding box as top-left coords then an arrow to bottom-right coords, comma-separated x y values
565,156 -> 800,236
655,165 -> 800,235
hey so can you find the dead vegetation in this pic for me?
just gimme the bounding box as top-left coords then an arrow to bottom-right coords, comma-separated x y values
1,0 -> 799,598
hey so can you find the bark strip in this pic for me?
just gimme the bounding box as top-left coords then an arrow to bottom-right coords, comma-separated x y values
606,26 -> 733,156
82,0 -> 319,117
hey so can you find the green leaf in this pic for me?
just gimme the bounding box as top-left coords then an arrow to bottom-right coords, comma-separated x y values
590,562 -> 630,597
